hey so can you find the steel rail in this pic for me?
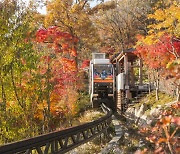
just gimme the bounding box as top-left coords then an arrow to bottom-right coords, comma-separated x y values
0,104 -> 112,154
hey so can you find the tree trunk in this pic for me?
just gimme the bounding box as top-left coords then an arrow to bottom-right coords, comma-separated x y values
0,69 -> 7,112
155,71 -> 159,101
176,86 -> 180,102
10,64 -> 23,108
148,72 -> 151,94
155,79 -> 159,101
46,62 -> 51,132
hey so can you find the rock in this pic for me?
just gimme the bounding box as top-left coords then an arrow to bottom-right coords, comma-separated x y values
125,107 -> 136,120
139,139 -> 145,147
150,107 -> 160,118
135,104 -> 148,118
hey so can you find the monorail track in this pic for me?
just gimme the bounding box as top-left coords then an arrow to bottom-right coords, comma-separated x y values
0,104 -> 113,154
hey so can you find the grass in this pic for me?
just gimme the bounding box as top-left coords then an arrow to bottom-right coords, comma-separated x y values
134,91 -> 175,116
76,92 -> 91,113
68,140 -> 102,154
79,109 -> 105,123
135,91 -> 175,108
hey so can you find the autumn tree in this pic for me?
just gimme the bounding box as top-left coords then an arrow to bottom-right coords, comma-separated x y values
0,0 -> 85,143
92,0 -> 157,53
135,0 -> 180,100
0,0 -> 41,143
44,0 -> 100,62
35,26 -> 81,130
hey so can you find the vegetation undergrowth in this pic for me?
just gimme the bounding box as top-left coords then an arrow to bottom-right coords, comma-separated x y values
137,102 -> 180,154
126,91 -> 179,153
135,91 -> 176,115
0,92 -> 91,144
79,109 -> 105,123
120,92 -> 179,154
76,92 -> 91,113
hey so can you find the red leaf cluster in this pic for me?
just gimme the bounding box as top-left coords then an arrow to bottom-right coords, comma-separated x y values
36,26 -> 75,43
36,26 -> 78,57
35,26 -> 80,121
81,59 -> 90,69
135,34 -> 180,70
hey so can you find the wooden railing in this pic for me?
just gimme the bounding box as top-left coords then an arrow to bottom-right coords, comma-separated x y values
0,104 -> 112,154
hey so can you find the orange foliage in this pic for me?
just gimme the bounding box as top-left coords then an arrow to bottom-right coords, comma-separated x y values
35,26 -> 79,125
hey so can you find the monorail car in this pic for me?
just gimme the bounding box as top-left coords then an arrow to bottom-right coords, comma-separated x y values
89,53 -> 115,109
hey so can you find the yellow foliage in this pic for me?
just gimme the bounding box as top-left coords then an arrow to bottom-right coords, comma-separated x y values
143,1 -> 180,44
175,23 -> 180,37
35,100 -> 47,120
157,31 -> 164,37
148,9 -> 165,21
44,0 -> 99,56
166,59 -> 180,69
143,35 -> 157,45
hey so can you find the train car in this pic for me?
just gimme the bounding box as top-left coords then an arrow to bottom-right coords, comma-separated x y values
89,53 -> 115,109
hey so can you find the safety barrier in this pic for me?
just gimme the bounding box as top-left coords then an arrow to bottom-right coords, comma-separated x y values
0,104 -> 112,154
